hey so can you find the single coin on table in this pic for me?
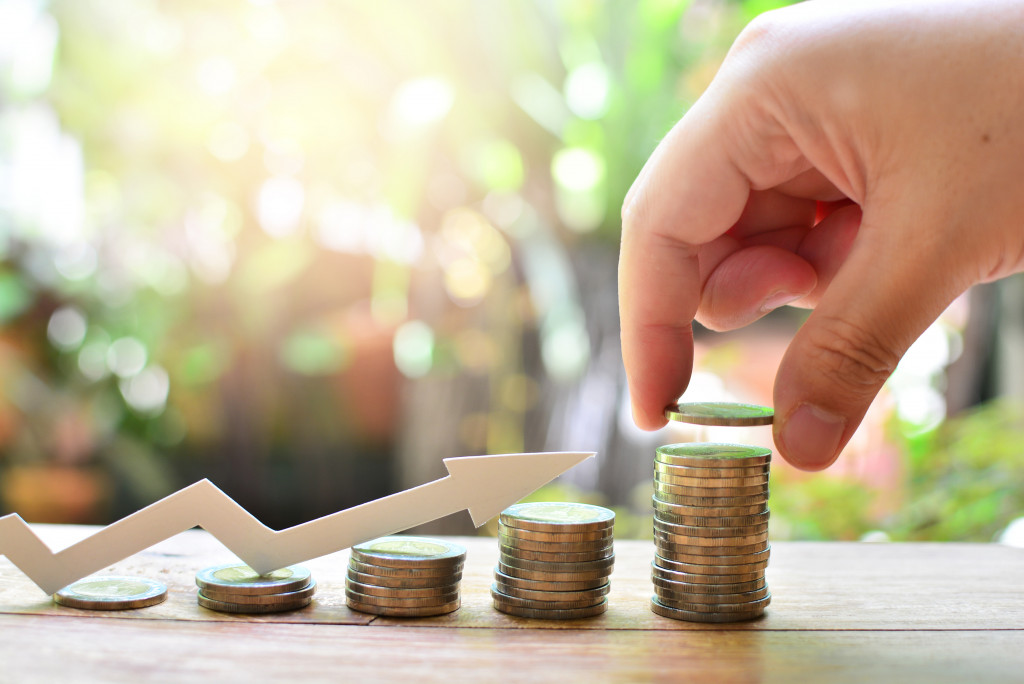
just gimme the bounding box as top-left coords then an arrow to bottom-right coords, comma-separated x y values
54,576 -> 167,611
664,402 -> 774,427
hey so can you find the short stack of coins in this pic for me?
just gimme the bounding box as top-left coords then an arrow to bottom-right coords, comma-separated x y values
196,563 -> 316,614
345,536 -> 465,617
492,502 -> 614,619
651,401 -> 774,623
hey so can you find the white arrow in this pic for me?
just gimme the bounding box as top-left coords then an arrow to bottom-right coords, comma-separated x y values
0,451 -> 595,595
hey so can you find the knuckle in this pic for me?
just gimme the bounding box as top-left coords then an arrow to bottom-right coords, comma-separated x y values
804,316 -> 901,397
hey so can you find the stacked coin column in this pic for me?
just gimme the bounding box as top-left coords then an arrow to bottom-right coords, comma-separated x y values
345,536 -> 465,617
650,441 -> 772,623
492,502 -> 614,620
196,563 -> 316,614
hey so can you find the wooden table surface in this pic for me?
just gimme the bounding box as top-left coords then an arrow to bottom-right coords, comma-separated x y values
1,525 -> 1023,683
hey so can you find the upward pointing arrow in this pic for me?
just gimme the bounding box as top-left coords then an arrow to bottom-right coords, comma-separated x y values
0,451 -> 595,595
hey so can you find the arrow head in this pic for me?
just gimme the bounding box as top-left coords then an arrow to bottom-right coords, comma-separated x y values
442,451 -> 596,527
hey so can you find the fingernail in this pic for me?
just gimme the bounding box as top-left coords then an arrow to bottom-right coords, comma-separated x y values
780,404 -> 846,470
760,292 -> 801,313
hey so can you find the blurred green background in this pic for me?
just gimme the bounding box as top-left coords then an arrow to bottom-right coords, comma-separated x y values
1,0 -> 1022,543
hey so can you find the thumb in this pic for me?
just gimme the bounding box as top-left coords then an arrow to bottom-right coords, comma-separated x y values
772,204 -> 966,470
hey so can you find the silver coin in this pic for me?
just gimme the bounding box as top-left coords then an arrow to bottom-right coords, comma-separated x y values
654,553 -> 769,574
198,593 -> 312,614
655,545 -> 771,564
654,462 -> 771,478
655,443 -> 772,467
653,496 -> 768,518
346,568 -> 461,589
653,491 -> 769,507
497,523 -> 614,543
653,480 -> 770,497
654,584 -> 771,605
497,561 -> 612,583
493,597 -> 607,620
652,574 -> 765,596
345,587 -> 459,608
498,552 -> 615,574
491,585 -> 605,610
498,533 -> 614,554
345,578 -> 459,599
54,576 -> 167,611
500,502 -> 615,533
347,559 -> 463,579
650,597 -> 766,623
652,562 -> 765,586
654,519 -> 769,538
655,539 -> 769,557
663,402 -> 774,427
654,592 -> 772,614
493,568 -> 608,592
495,580 -> 610,604
502,546 -> 614,563
655,471 -> 770,488
200,579 -> 318,605
195,563 -> 312,596
654,510 -> 770,529
351,536 -> 466,569
346,596 -> 460,617
654,530 -> 769,547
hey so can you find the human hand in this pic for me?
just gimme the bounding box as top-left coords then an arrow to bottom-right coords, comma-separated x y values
618,0 -> 1024,469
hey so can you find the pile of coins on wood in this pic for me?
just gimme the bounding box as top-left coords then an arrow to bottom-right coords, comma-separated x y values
650,402 -> 773,623
195,562 -> 316,613
344,536 -> 465,617
491,502 -> 614,619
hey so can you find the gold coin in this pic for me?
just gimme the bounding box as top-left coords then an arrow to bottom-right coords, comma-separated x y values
346,596 -> 460,617
200,579 -> 318,605
345,587 -> 459,608
198,594 -> 312,614
500,502 -> 615,533
345,578 -> 459,599
493,597 -> 608,620
655,443 -> 772,467
195,563 -> 311,596
663,402 -> 774,426
650,597 -> 766,623
351,536 -> 466,569
54,576 -> 167,611
345,568 -> 461,589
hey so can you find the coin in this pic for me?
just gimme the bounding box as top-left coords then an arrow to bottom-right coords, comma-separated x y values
655,540 -> 769,558
351,536 -> 466,569
346,597 -> 461,617
650,597 -> 766,623
198,593 -> 312,614
493,568 -> 608,593
495,581 -> 610,604
652,574 -> 765,595
654,519 -> 769,538
498,533 -> 614,554
654,508 -> 770,528
195,563 -> 312,596
653,462 -> 771,478
655,593 -> 772,614
655,443 -> 772,467
493,597 -> 608,620
498,523 -> 614,543
654,530 -> 769,547
347,559 -> 463,579
653,481 -> 769,498
346,568 -> 460,589
491,585 -> 606,610
500,502 -> 615,533
654,491 -> 769,507
504,546 -> 614,563
345,578 -> 459,599
655,584 -> 770,605
654,554 -> 769,575
345,587 -> 459,608
652,563 -> 765,586
655,472 -> 770,488
497,562 -> 612,583
200,579 -> 318,605
664,402 -> 774,426
652,497 -> 768,518
54,576 -> 167,611
498,552 -> 615,574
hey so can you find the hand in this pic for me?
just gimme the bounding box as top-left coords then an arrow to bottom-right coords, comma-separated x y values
618,0 -> 1024,470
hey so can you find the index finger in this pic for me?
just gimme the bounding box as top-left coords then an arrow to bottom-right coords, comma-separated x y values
618,103 -> 753,430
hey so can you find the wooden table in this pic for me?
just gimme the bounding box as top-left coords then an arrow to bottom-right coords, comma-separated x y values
1,526 -> 1023,683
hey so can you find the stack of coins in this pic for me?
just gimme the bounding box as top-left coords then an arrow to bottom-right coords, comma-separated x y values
196,563 -> 316,614
651,402 -> 774,623
492,502 -> 614,619
54,576 -> 167,611
345,536 -> 465,617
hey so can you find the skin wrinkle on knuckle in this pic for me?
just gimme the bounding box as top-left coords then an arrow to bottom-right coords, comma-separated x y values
803,316 -> 900,397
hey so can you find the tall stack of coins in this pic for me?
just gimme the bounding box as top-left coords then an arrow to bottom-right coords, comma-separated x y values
196,563 -> 316,614
345,536 -> 465,617
54,576 -> 167,611
492,502 -> 614,619
651,401 -> 773,623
